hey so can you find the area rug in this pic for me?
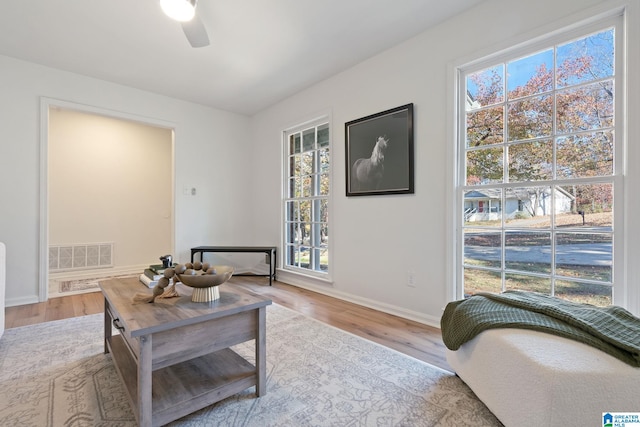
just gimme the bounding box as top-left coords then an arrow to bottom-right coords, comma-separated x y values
0,304 -> 502,426
54,273 -> 138,293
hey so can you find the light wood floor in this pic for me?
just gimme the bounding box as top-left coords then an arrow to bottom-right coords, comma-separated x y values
4,276 -> 452,371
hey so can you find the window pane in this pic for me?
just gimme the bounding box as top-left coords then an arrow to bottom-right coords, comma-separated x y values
285,200 -> 299,221
555,279 -> 612,306
466,65 -> 504,110
505,272 -> 551,294
466,147 -> 504,185
285,222 -> 295,244
466,106 -> 504,147
299,224 -> 310,245
320,174 -> 329,196
555,232 -> 612,282
289,223 -> 301,244
507,95 -> 553,141
464,229 -> 501,268
289,177 -> 299,198
303,128 -> 315,151
556,131 -> 613,178
556,29 -> 614,88
288,155 -> 296,177
507,49 -> 553,99
300,200 -> 311,223
285,244 -> 295,265
294,247 -> 303,267
505,231 -> 551,273
556,81 -> 614,134
320,199 -> 328,221
302,176 -> 312,197
299,246 -> 310,268
317,247 -> 328,271
508,140 -> 553,182
301,152 -> 313,176
464,189 -> 502,224
318,124 -> 329,148
320,148 -> 330,173
504,186 -> 553,223
291,133 -> 301,154
556,183 -> 613,227
464,267 -> 502,295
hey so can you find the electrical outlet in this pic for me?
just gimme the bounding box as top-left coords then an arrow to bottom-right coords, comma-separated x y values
407,270 -> 416,287
191,187 -> 196,196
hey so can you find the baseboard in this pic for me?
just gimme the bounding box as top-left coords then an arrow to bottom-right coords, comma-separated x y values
6,295 -> 40,308
276,269 -> 442,328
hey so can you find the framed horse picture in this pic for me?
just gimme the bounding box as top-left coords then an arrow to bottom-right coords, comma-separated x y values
345,103 -> 414,196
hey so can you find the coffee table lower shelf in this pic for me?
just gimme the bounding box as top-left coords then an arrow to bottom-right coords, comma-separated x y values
108,334 -> 257,426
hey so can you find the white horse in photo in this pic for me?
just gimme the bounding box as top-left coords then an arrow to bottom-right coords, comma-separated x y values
351,136 -> 389,192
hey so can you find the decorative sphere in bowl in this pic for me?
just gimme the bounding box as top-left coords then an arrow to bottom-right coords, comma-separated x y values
176,265 -> 234,288
175,265 -> 234,302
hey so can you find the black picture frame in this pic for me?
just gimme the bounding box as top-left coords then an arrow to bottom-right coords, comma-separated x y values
345,103 -> 414,196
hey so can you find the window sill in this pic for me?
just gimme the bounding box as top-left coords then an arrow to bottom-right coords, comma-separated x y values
276,268 -> 333,288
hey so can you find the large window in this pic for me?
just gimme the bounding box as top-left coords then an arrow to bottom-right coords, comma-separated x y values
457,16 -> 623,306
284,120 -> 330,275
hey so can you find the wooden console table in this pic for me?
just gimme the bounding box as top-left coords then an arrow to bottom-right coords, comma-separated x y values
190,246 -> 277,286
100,277 -> 272,427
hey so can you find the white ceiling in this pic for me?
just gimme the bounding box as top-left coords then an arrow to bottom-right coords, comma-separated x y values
0,0 -> 483,115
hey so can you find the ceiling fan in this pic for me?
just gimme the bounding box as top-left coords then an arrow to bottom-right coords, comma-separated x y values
160,0 -> 210,48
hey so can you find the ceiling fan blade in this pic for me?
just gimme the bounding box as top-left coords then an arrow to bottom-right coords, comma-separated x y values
181,15 -> 210,48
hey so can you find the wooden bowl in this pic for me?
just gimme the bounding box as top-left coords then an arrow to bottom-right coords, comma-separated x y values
175,265 -> 234,288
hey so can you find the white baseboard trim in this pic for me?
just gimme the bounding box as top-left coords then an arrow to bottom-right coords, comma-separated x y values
276,269 -> 442,328
6,295 -> 40,308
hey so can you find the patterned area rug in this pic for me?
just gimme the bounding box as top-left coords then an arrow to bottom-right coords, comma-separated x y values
0,304 -> 502,426
54,274 -> 138,293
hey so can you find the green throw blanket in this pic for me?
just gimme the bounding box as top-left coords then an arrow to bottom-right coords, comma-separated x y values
441,290 -> 640,367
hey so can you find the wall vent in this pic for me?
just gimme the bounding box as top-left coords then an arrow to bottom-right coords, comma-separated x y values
49,243 -> 113,271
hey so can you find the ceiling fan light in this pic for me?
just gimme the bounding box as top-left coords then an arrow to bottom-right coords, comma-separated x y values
160,0 -> 196,22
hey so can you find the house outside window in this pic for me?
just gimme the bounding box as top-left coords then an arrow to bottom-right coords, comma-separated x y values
283,119 -> 330,276
456,14 -> 623,307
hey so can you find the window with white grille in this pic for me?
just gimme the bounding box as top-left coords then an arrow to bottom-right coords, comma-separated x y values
455,14 -> 624,306
283,119 -> 330,276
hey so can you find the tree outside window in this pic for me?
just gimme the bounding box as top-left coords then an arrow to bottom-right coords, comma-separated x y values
460,25 -> 619,306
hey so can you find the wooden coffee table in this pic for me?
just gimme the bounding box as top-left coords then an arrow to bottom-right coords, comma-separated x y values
100,277 -> 272,427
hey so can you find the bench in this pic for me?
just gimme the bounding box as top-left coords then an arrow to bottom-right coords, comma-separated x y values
190,246 -> 276,286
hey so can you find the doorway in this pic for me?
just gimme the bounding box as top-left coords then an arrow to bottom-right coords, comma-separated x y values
40,100 -> 175,299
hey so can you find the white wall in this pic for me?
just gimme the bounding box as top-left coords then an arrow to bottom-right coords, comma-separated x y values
49,108 -> 172,270
249,0 -> 640,323
0,55 -> 252,306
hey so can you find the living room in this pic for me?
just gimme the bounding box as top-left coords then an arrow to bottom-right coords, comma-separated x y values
1,0 -> 639,424
3,0 -> 637,326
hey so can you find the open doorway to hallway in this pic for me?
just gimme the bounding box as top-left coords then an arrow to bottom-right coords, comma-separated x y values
45,106 -> 174,297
